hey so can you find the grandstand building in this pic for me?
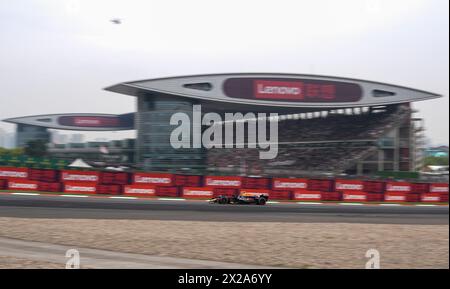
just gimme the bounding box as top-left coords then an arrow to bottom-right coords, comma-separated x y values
4,73 -> 441,176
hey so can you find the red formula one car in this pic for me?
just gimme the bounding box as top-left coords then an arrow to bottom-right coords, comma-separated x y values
210,192 -> 269,205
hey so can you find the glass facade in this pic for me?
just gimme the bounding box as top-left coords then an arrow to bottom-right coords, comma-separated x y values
16,124 -> 50,147
136,94 -> 206,172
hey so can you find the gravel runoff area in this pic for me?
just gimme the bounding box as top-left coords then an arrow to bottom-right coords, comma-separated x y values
0,217 -> 448,269
0,256 -> 63,269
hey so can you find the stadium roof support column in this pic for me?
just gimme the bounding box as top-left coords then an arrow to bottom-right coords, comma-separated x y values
378,149 -> 384,171
356,162 -> 363,175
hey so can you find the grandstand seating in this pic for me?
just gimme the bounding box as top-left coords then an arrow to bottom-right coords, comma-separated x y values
207,104 -> 412,176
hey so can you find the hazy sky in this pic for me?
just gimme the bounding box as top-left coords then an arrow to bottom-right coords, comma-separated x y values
0,0 -> 448,145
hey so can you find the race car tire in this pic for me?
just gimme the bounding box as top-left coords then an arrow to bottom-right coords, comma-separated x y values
257,198 -> 266,205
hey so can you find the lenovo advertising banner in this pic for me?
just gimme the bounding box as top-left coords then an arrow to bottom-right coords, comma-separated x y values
204,176 -> 242,188
8,179 -> 38,191
430,183 -> 449,194
335,179 -> 364,192
420,193 -> 442,203
342,192 -> 367,202
0,167 -> 29,179
272,178 -> 308,190
386,182 -> 412,193
384,192 -> 407,202
293,190 -> 322,201
63,182 -> 97,194
133,173 -> 174,186
61,170 -> 100,183
182,187 -> 214,198
123,184 -> 156,196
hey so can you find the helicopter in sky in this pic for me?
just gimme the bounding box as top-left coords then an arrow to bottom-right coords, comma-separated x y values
110,18 -> 122,24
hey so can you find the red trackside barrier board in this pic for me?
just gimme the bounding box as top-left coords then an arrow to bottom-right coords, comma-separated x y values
411,183 -> 430,194
406,194 -> 421,202
182,187 -> 214,198
384,192 -> 409,202
268,190 -> 291,200
37,181 -> 62,192
8,179 -> 38,191
213,188 -> 237,197
1,165 -> 448,204
272,178 -> 308,190
0,167 -> 29,179
421,193 -> 443,203
133,173 -> 174,186
335,179 -> 364,192
175,175 -> 202,187
385,182 -> 412,194
363,181 -> 385,193
204,176 -> 242,188
96,185 -> 122,195
293,190 -> 322,201
430,183 -> 449,194
0,179 -> 6,189
29,169 -> 59,182
99,172 -> 130,185
63,182 -> 97,194
242,177 -> 271,189
366,193 -> 384,202
307,179 -> 334,192
61,170 -> 100,183
321,192 -> 342,201
123,184 -> 156,197
342,191 -> 367,202
155,186 -> 179,197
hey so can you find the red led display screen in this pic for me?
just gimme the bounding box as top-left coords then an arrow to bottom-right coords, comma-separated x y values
223,78 -> 362,103
58,116 -> 120,127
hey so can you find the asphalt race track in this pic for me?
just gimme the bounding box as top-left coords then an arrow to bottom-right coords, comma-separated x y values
0,194 -> 448,224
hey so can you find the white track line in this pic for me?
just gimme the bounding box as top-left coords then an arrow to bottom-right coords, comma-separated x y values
297,202 -> 323,205
11,192 -> 40,196
158,198 -> 186,201
339,203 -> 364,206
5,192 -> 447,207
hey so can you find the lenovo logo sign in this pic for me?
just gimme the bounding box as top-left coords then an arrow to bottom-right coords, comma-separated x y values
124,188 -> 155,195
58,116 -> 120,127
9,182 -> 38,190
134,176 -> 172,184
74,118 -> 102,125
224,78 -> 361,102
66,185 -> 96,192
254,80 -> 338,101
255,80 -> 304,100
273,181 -> 307,189
205,179 -> 241,187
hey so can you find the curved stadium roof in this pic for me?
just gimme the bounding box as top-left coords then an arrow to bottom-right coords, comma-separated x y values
3,73 -> 442,130
3,113 -> 134,131
105,73 -> 441,112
